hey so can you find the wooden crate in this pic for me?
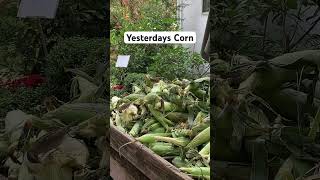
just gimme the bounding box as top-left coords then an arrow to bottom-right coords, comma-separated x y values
110,125 -> 193,180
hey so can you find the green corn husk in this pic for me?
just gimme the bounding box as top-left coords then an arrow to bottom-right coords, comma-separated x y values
77,113 -> 108,138
172,129 -> 193,137
71,76 -> 99,103
166,112 -> 188,123
194,112 -> 208,124
123,94 -> 145,101
144,93 -> 161,104
154,136 -> 190,147
141,118 -> 157,132
150,80 -> 167,93
136,133 -> 172,144
42,103 -> 107,125
164,94 -> 183,107
195,160 -> 205,167
167,84 -> 182,94
129,120 -> 143,137
199,142 -> 210,157
149,142 -> 180,156
191,112 -> 210,134
191,123 -> 210,135
155,101 -> 181,112
179,167 -> 210,177
148,123 -> 162,132
148,105 -> 174,130
172,157 -> 191,168
31,116 -> 65,131
186,127 -> 210,149
150,127 -> 166,133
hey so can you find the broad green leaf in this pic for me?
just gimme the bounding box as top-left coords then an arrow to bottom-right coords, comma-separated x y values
275,156 -> 294,180
269,50 -> 320,68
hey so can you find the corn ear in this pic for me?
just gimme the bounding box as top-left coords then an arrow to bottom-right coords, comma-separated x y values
42,103 -> 106,125
149,142 -> 180,156
154,136 -> 190,147
199,142 -> 210,156
150,127 -> 166,133
186,127 -> 210,149
172,157 -> 191,168
136,133 -> 172,144
148,105 -> 174,130
166,112 -> 188,123
129,120 -> 143,137
141,118 -> 157,132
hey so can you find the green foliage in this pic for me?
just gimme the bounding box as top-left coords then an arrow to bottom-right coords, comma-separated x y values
49,0 -> 107,38
149,46 -> 205,80
46,37 -> 107,100
110,72 -> 146,97
0,0 -> 107,76
0,17 -> 35,73
0,85 -> 50,117
123,73 -> 146,90
210,0 -> 320,60
111,0 -> 177,33
0,0 -> 18,17
0,17 -> 26,45
0,88 -> 15,118
110,0 -> 203,90
0,0 -> 108,116
110,0 -> 177,73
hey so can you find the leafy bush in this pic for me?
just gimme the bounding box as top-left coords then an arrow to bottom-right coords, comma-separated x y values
0,0 -> 18,17
0,85 -> 50,117
149,46 -> 205,80
46,37 -> 107,100
111,72 -> 146,97
0,17 -> 34,72
123,73 -> 146,90
110,0 -> 177,74
0,17 -> 26,45
0,88 -> 15,118
110,0 -> 200,87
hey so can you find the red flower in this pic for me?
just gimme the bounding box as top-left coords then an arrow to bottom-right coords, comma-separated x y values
1,74 -> 46,89
20,74 -> 46,87
112,85 -> 125,90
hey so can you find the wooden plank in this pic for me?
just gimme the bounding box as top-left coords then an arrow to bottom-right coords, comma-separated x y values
110,147 -> 149,180
110,125 -> 193,180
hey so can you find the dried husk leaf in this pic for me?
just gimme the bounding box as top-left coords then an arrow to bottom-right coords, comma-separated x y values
5,110 -> 31,144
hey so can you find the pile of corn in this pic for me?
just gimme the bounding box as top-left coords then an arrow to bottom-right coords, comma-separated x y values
0,69 -> 109,180
111,75 -> 210,179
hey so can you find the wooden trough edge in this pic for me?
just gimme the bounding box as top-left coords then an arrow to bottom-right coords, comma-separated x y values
110,124 -> 193,180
